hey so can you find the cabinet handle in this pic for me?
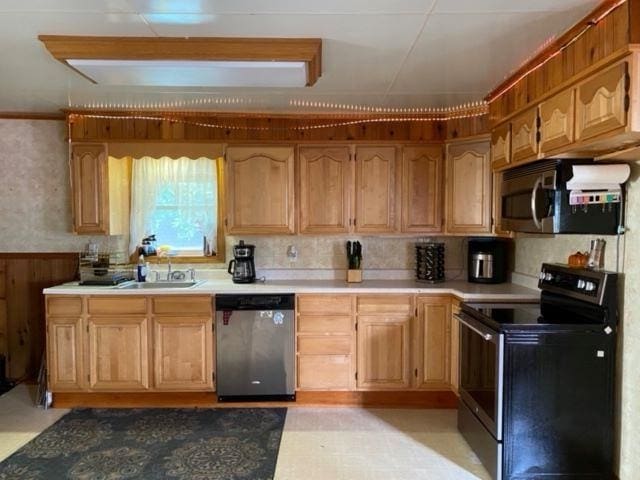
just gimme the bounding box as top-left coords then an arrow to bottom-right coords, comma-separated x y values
414,368 -> 418,378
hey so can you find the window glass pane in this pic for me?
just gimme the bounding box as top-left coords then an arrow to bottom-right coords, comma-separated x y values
128,156 -> 218,256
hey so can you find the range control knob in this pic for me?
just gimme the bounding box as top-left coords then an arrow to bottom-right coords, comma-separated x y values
539,271 -> 546,280
545,272 -> 553,281
585,281 -> 596,292
577,279 -> 586,289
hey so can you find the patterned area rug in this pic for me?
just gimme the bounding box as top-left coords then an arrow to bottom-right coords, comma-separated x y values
0,407 -> 286,480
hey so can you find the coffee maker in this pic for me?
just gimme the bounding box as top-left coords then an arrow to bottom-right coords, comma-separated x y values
228,240 -> 256,284
468,238 -> 509,284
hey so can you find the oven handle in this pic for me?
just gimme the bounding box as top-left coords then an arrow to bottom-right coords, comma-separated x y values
530,175 -> 543,230
453,313 -> 495,341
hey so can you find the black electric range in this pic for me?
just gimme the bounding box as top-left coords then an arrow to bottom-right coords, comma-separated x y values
457,263 -> 618,480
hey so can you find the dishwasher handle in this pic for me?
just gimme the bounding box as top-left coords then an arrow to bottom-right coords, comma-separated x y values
215,293 -> 295,311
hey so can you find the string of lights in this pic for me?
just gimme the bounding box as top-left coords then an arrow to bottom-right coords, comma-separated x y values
69,103 -> 488,132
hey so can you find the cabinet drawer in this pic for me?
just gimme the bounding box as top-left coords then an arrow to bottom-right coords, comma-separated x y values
153,296 -> 212,315
297,355 -> 352,390
47,297 -> 83,316
357,295 -> 412,314
88,296 -> 147,315
297,336 -> 352,355
297,315 -> 352,334
297,295 -> 352,315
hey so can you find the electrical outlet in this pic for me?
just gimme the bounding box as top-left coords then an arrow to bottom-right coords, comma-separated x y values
286,245 -> 298,261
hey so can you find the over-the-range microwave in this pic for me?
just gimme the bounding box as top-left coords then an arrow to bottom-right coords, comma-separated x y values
500,159 -> 622,234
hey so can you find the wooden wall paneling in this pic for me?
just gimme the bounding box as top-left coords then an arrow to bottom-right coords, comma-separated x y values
613,3 -> 630,51
68,113 -> 460,143
1,254 -> 78,380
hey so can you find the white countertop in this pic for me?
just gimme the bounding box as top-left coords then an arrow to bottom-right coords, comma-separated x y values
43,279 -> 540,302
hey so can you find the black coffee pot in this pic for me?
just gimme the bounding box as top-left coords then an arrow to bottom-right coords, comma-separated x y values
228,240 -> 256,284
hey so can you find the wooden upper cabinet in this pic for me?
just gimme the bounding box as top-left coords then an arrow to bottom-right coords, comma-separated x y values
225,146 -> 295,234
401,146 -> 443,233
539,88 -> 575,155
414,297 -> 451,389
47,316 -> 84,391
70,143 -> 130,235
153,316 -> 213,391
70,143 -> 108,234
87,316 -> 150,391
510,107 -> 539,164
354,146 -> 399,233
576,62 -> 630,140
446,141 -> 492,234
576,61 -> 629,142
490,123 -> 511,170
298,146 -> 351,234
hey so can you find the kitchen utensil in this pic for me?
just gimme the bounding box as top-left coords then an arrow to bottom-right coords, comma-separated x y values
587,238 -> 606,269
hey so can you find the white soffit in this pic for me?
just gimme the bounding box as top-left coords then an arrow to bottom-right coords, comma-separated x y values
66,59 -> 308,87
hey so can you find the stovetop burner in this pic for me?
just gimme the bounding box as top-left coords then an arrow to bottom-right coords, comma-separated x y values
461,263 -> 618,332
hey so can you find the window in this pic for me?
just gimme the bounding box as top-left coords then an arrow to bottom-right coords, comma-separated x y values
128,156 -> 219,258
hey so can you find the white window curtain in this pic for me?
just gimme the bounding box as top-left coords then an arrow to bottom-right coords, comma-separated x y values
129,156 -> 217,256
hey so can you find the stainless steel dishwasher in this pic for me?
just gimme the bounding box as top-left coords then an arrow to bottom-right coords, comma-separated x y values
215,294 -> 295,401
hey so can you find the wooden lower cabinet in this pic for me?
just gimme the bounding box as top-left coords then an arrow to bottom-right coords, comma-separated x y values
296,294 -> 356,391
46,294 -> 215,393
153,316 -> 213,390
87,316 -> 150,391
47,316 -> 84,391
356,314 -> 412,390
414,297 -> 451,389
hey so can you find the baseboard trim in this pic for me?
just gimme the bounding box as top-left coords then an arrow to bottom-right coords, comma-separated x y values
53,390 -> 458,409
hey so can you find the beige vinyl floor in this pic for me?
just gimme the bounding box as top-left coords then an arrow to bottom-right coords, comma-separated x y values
0,385 -> 490,479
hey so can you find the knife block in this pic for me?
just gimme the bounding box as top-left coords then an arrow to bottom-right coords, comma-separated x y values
347,269 -> 362,283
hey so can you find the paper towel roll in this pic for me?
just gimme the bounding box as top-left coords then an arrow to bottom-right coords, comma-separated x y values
566,164 -> 631,190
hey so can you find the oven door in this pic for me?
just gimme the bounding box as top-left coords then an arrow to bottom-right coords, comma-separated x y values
501,169 -> 555,233
456,311 -> 504,440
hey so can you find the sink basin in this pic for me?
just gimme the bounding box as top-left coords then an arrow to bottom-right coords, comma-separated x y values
117,280 -> 205,289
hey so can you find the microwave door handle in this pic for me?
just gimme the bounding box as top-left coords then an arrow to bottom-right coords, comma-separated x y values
453,314 -> 494,341
530,175 -> 544,230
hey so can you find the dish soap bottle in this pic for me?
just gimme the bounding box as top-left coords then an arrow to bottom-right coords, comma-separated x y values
136,255 -> 147,282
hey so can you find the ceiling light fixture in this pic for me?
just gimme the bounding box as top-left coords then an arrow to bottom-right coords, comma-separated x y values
38,36 -> 322,87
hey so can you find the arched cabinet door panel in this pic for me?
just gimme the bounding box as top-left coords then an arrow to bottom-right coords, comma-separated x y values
225,146 -> 295,234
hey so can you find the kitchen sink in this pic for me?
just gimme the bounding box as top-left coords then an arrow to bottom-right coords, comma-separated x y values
117,280 -> 205,289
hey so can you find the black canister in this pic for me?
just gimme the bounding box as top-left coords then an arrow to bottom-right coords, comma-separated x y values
415,242 -> 445,283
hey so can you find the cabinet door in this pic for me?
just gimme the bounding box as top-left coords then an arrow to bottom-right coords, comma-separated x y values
490,123 -> 511,170
576,62 -> 629,141
88,316 -> 149,391
401,146 -> 443,233
357,315 -> 411,389
354,146 -> 399,233
446,141 -> 492,234
225,146 -> 295,234
298,146 -> 351,233
47,317 -> 84,391
153,316 -> 213,390
510,107 -> 539,164
70,143 -> 108,234
414,298 -> 451,389
539,89 -> 575,154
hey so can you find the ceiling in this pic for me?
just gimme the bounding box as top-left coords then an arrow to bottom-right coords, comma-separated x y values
0,0 -> 603,115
